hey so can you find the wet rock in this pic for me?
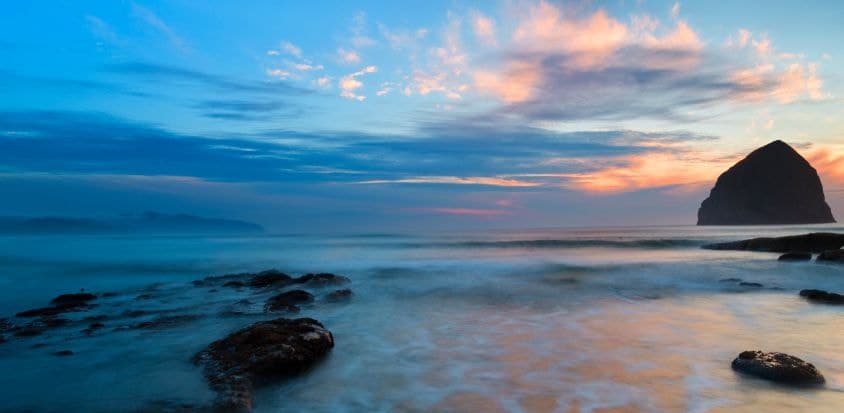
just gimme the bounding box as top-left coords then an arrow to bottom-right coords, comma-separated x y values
325,288 -> 353,302
122,309 -> 149,318
82,322 -> 106,335
50,293 -> 96,306
222,280 -> 246,288
132,315 -> 200,330
11,317 -> 70,337
697,140 -> 835,225
16,292 -> 97,318
52,350 -> 74,357
778,252 -> 812,261
719,278 -> 743,283
817,249 -> 844,263
731,350 -> 825,386
704,232 -> 844,253
133,400 -> 203,413
264,290 -> 314,313
0,335 -> 6,344
293,273 -> 350,287
799,289 -> 844,305
0,318 -> 10,332
135,293 -> 155,300
193,318 -> 334,412
739,282 -> 763,288
247,269 -> 293,288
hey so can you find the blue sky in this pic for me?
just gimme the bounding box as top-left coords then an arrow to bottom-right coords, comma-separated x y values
1,0 -> 843,232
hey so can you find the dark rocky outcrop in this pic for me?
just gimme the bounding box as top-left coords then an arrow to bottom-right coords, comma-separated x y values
799,289 -> 844,305
264,290 -> 314,313
703,233 -> 844,253
131,315 -> 201,330
731,350 -> 825,386
778,252 -> 812,261
16,292 -> 98,318
817,249 -> 844,263
193,318 -> 334,412
247,270 -> 293,288
698,140 -> 835,225
50,293 -> 97,306
292,273 -> 351,287
325,289 -> 353,302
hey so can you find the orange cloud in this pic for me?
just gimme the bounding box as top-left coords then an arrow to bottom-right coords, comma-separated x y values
563,151 -> 734,193
473,61 -> 541,103
513,3 -> 627,70
358,176 -> 540,187
806,146 -> 844,186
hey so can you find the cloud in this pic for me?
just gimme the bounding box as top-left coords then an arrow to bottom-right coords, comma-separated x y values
471,12 -> 496,46
280,41 -> 302,57
108,62 -> 311,95
130,2 -> 189,53
85,15 -> 125,46
378,23 -> 429,50
349,12 -> 376,48
357,176 -> 540,188
337,48 -> 361,64
339,66 -> 377,101
670,2 -> 681,18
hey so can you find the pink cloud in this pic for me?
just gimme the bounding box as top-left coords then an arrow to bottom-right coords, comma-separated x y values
419,207 -> 507,217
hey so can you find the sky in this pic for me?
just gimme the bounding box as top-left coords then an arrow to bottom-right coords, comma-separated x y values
1,0 -> 844,232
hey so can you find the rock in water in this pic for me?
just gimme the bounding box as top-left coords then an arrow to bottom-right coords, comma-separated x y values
731,350 -> 825,386
193,318 -> 334,412
698,140 -> 835,225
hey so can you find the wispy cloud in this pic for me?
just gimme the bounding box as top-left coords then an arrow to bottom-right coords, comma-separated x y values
130,2 -> 189,53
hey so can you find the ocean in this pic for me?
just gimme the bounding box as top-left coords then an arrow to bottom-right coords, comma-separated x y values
0,225 -> 843,412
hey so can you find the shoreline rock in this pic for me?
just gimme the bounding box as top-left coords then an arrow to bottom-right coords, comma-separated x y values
817,250 -> 844,263
193,317 -> 334,412
731,350 -> 824,386
703,233 -> 844,253
799,289 -> 844,305
264,290 -> 314,313
778,252 -> 812,261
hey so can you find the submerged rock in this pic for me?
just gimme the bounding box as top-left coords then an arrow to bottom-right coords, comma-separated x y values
739,282 -> 763,288
247,270 -> 293,288
817,249 -> 844,263
193,317 -> 334,412
703,233 -> 844,253
52,350 -> 74,357
50,293 -> 97,306
799,289 -> 844,305
325,288 -> 353,302
778,252 -> 812,261
698,140 -> 835,225
732,351 -> 825,386
131,315 -> 200,330
0,335 -> 5,344
16,292 -> 98,318
264,290 -> 314,313
292,273 -> 350,286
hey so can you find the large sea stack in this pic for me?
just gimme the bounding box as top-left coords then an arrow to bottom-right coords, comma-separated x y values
697,140 -> 835,225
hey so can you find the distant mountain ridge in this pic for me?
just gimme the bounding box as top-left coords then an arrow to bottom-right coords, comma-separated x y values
0,212 -> 264,235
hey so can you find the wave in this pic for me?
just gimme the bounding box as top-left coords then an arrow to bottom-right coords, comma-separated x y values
400,238 -> 707,250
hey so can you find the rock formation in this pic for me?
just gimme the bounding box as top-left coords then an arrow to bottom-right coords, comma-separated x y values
698,140 -> 835,225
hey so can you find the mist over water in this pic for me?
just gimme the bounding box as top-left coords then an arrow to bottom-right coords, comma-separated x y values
1,225 -> 843,412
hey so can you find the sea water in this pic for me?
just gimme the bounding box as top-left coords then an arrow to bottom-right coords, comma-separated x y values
0,225 -> 843,412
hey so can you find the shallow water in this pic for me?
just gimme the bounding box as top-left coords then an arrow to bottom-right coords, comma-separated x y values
1,225 -> 843,412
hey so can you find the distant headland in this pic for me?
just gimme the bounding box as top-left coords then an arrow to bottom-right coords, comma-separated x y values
0,211 -> 264,235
